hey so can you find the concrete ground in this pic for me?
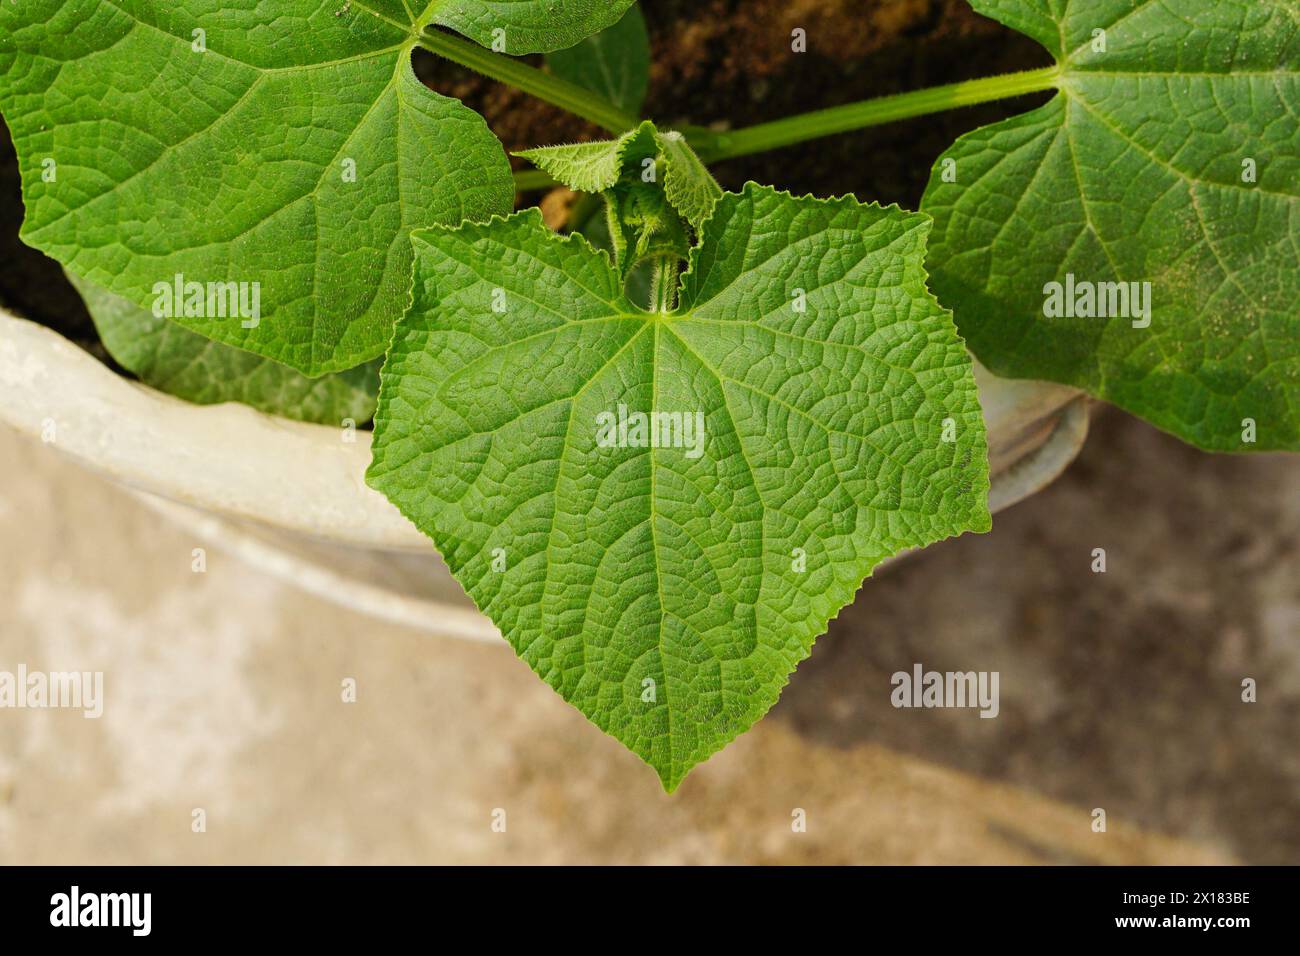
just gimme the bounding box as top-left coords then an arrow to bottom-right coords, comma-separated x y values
0,407 -> 1295,864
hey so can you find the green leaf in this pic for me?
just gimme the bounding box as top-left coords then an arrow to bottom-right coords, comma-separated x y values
516,121 -> 658,194
0,1 -> 632,374
575,199 -> 655,307
69,273 -> 379,426
656,129 -> 722,231
517,120 -> 722,228
433,0 -> 637,54
922,0 -> 1300,451
547,4 -> 650,115
367,184 -> 990,789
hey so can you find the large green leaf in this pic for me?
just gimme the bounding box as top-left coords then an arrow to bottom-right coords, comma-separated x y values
923,0 -> 1300,451
0,1 -> 632,374
367,184 -> 990,788
547,4 -> 650,115
70,274 -> 380,426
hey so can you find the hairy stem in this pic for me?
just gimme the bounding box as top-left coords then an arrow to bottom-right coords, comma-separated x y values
417,29 -> 639,134
648,255 -> 679,314
695,66 -> 1062,162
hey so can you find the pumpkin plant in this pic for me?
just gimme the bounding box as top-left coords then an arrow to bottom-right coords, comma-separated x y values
0,0 -> 1293,789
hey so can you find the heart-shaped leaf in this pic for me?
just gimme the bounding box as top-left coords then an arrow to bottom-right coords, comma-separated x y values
367,184 -> 990,788
0,0 -> 633,374
923,0 -> 1300,451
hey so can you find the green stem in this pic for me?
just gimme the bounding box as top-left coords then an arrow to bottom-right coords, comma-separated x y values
696,66 -> 1062,162
417,29 -> 639,134
648,256 -> 679,314
514,167 -> 557,192
568,192 -> 603,232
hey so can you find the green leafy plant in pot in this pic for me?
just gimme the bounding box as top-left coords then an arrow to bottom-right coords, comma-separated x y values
0,0 -> 1294,789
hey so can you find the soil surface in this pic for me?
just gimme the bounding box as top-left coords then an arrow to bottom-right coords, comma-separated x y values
426,0 -> 1049,203
1,0 -> 1047,349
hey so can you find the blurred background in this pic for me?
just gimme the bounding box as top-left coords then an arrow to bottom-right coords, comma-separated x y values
2,405 -> 1297,864
1,0 -> 1297,864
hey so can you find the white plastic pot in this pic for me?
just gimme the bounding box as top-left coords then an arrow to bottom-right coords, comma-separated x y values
0,307 -> 1089,641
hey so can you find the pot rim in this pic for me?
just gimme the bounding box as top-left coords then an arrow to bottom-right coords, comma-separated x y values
0,307 -> 1088,554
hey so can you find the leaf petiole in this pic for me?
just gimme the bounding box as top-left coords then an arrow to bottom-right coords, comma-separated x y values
420,27 -> 1057,178
417,28 -> 639,134
647,254 -> 679,313
695,66 -> 1062,162
514,167 -> 558,191
512,67 -> 1063,190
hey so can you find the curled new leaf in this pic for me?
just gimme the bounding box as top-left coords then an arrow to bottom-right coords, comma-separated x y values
517,120 -> 722,230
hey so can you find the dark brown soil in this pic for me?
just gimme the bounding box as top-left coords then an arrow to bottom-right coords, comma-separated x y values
422,0 -> 1050,203
0,119 -> 99,348
1,0 -> 1049,344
